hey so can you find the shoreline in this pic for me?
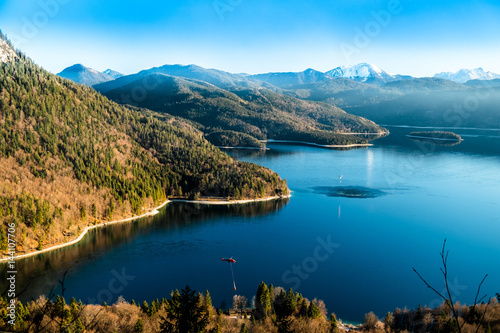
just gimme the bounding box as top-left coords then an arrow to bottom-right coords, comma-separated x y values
1,195 -> 290,263
170,195 -> 290,205
261,139 -> 373,148
217,146 -> 270,150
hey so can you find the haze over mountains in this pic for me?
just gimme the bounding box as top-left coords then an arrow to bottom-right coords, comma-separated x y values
59,61 -> 500,88
56,60 -> 500,133
102,73 -> 384,146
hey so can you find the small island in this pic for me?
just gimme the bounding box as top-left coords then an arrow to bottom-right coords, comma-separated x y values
407,131 -> 462,142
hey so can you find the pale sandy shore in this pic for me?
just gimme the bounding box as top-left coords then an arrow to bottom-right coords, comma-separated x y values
216,146 -> 270,150
0,195 -> 290,262
170,195 -> 290,205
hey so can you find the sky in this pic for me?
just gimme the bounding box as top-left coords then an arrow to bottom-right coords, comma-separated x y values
1,0 -> 500,77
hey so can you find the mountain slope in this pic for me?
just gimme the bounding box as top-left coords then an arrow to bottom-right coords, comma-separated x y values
102,73 -> 387,146
464,78 -> 500,88
382,77 -> 469,93
0,35 -> 288,255
434,68 -> 500,83
58,64 -> 115,86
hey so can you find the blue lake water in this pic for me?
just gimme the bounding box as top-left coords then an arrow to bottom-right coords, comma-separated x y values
3,126 -> 500,322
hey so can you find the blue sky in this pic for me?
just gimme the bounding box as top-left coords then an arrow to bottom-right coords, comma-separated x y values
1,0 -> 500,76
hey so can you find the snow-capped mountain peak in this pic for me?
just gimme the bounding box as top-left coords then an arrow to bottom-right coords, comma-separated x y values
326,63 -> 393,82
434,68 -> 500,83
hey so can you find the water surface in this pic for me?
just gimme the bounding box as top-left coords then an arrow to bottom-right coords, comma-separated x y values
3,126 -> 500,322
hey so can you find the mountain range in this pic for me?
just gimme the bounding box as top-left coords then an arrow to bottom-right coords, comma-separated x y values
57,64 -> 123,86
55,60 -> 500,130
247,63 -> 411,88
59,62 -> 500,89
434,68 -> 500,83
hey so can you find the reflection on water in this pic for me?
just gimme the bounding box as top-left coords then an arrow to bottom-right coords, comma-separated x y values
408,137 -> 462,147
222,147 -> 298,159
312,186 -> 387,199
0,199 -> 289,302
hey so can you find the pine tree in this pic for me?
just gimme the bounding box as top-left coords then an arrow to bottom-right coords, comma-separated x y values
384,312 -> 393,333
134,318 -> 144,333
330,313 -> 338,333
285,288 -> 297,316
160,285 -> 209,333
307,300 -> 321,319
204,290 -> 213,315
298,299 -> 308,318
141,301 -> 149,314
240,323 -> 249,333
255,281 -> 271,320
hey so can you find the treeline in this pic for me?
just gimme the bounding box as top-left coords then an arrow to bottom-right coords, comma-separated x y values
0,282 -> 337,333
0,32 -> 288,253
1,282 -> 499,332
381,299 -> 500,333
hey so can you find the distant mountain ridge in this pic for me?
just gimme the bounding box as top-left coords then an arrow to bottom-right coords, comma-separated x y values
249,68 -> 329,87
58,64 -> 122,86
248,63 -> 414,88
94,64 -> 273,93
434,68 -> 500,83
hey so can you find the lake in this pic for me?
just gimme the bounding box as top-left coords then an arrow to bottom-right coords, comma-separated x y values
2,126 -> 500,323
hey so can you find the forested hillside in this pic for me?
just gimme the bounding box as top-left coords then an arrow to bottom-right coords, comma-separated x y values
0,33 -> 288,254
102,74 -> 387,146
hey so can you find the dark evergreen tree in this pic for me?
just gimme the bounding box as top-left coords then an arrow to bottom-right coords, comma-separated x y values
307,300 -> 321,319
160,285 -> 209,333
329,313 -> 338,332
134,318 -> 144,333
255,281 -> 271,320
240,323 -> 249,333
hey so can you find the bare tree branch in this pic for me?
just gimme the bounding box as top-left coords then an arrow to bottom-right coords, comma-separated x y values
413,239 -> 490,333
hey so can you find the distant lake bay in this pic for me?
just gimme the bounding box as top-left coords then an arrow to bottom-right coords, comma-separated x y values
3,126 -> 500,323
